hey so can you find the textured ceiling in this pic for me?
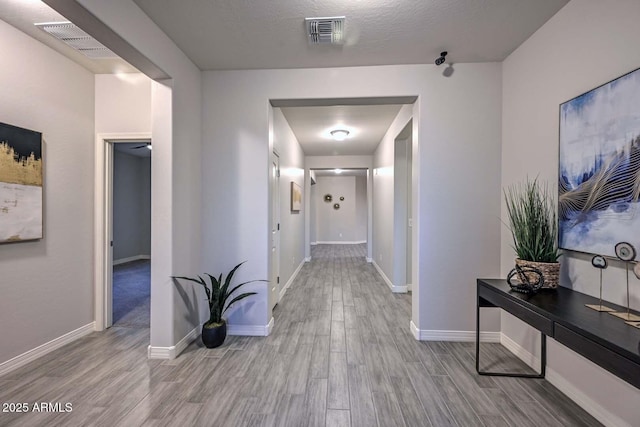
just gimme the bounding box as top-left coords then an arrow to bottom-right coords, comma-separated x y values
0,0 -> 137,74
133,0 -> 568,70
280,105 -> 403,156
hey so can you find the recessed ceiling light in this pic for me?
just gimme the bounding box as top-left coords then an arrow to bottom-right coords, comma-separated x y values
330,129 -> 349,141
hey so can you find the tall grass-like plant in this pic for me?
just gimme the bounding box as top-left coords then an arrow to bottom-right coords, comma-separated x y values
504,178 -> 560,263
172,261 -> 263,327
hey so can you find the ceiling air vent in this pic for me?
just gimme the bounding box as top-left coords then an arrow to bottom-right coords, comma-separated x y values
35,21 -> 117,59
305,16 -> 345,45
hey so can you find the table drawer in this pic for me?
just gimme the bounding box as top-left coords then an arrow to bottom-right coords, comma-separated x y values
555,324 -> 640,389
479,287 -> 553,336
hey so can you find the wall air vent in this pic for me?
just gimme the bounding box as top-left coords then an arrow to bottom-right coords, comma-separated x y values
305,16 -> 345,45
35,21 -> 117,59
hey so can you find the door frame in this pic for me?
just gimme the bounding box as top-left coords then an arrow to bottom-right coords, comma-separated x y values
94,132 -> 152,331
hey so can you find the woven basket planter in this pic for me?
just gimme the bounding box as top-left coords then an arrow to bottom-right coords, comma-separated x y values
515,258 -> 560,289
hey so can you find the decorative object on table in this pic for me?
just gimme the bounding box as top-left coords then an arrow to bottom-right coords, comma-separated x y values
339,196 -> 344,201
559,67 -> 640,258
290,181 -> 302,212
333,203 -> 340,210
324,194 -> 332,202
504,177 -> 561,288
506,264 -> 544,294
609,242 -> 640,322
585,255 -> 615,312
0,122 -> 43,243
172,262 -> 264,348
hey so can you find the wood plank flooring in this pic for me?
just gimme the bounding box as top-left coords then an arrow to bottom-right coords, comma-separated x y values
0,244 -> 601,426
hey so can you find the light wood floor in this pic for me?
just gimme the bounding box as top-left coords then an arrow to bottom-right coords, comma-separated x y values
0,244 -> 600,426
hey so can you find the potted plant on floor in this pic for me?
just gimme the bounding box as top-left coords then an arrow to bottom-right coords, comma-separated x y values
172,262 -> 263,348
504,177 -> 561,289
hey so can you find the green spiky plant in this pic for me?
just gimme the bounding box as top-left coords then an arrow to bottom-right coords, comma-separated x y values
504,177 -> 561,263
172,262 -> 264,328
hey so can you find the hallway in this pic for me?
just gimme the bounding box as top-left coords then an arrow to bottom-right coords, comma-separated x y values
0,245 -> 599,426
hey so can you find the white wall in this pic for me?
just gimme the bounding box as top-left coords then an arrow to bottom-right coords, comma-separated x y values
113,152 -> 151,261
272,107 -> 305,293
355,175 -> 367,242
95,74 -> 151,134
501,1 -> 640,425
0,18 -> 94,365
373,105 -> 413,285
74,0 -> 203,351
305,155 -> 373,260
314,176 -> 363,243
202,64 -> 502,335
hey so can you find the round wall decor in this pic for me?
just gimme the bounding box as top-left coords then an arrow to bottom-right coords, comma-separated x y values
333,203 -> 340,210
324,194 -> 333,202
591,255 -> 608,269
615,242 -> 636,261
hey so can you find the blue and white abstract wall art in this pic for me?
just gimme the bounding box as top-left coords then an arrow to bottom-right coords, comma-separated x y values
559,68 -> 640,259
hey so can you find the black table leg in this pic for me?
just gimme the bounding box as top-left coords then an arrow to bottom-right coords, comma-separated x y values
476,297 -> 546,379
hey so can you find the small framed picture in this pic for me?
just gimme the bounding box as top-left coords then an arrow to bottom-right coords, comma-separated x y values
291,182 -> 302,212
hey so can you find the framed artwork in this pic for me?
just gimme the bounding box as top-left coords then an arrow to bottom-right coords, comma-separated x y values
0,122 -> 43,243
291,181 -> 302,212
559,67 -> 640,259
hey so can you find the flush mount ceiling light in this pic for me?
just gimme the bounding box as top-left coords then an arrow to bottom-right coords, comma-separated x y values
305,16 -> 345,45
330,129 -> 349,141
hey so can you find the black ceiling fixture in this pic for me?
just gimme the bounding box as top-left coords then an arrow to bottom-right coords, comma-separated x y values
435,51 -> 448,66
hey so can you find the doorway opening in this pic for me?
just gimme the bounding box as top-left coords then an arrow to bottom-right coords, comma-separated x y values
111,142 -> 152,328
310,168 -> 369,258
94,134 -> 152,331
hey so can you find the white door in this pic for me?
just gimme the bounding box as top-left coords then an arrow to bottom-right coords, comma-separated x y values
270,152 -> 280,310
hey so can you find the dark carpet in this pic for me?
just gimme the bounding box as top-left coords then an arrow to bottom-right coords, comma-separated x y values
112,259 -> 150,328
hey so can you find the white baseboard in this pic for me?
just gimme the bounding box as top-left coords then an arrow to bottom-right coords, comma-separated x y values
500,333 -> 631,427
499,332 -> 540,371
310,242 -> 317,246
113,254 -> 151,266
304,257 -> 311,262
407,283 -> 413,292
409,321 -> 500,342
148,324 -> 200,360
228,317 -> 274,336
546,368 -> 630,427
280,260 -> 305,301
372,261 -> 407,293
365,257 -> 372,263
0,322 -> 95,376
314,241 -> 367,245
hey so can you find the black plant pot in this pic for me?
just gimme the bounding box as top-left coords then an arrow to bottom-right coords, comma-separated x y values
202,320 -> 227,348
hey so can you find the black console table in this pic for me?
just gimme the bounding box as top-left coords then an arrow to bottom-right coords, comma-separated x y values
476,278 -> 640,389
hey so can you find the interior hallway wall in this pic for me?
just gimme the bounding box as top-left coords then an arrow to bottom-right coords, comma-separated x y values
501,1 -> 640,424
372,105 -> 412,287
202,64 -> 502,334
113,152 -> 151,262
314,175 -> 363,243
72,0 -> 204,350
272,107 -> 305,293
355,175 -> 367,243
0,18 -> 94,367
